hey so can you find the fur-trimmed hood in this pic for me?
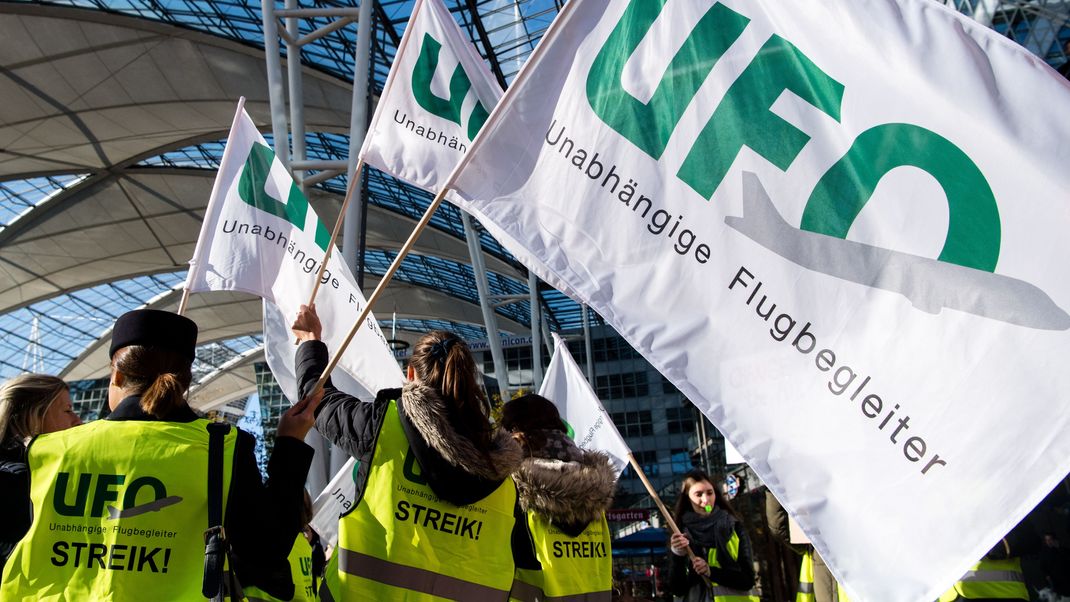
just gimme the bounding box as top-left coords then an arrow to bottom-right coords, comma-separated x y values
400,382 -> 522,482
513,447 -> 617,528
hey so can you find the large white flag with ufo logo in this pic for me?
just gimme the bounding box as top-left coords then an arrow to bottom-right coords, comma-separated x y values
445,1 -> 1070,600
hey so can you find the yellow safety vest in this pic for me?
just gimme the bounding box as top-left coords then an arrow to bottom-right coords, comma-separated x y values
510,510 -> 613,601
318,550 -> 339,602
705,530 -> 760,602
335,400 -> 517,600
245,533 -> 317,602
797,549 -> 850,602
938,558 -> 1029,601
0,419 -> 236,601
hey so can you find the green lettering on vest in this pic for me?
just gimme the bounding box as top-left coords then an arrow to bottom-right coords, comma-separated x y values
53,472 -> 91,517
91,474 -> 125,518
238,143 -> 330,252
413,33 -> 471,127
678,34 -> 844,200
587,0 -> 749,160
123,476 -> 167,508
801,123 -> 1000,272
402,447 -> 428,486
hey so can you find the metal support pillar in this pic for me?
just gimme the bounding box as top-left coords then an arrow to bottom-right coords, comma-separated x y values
462,212 -> 512,399
260,0 -> 373,493
342,0 -> 373,277
529,273 -> 543,390
286,0 -> 306,192
582,304 -> 595,385
260,0 -> 290,166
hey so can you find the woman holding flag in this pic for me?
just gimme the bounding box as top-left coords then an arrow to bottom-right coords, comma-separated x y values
669,469 -> 759,602
500,393 -> 616,601
292,304 -> 526,600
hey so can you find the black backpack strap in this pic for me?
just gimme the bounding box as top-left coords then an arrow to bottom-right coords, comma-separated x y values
202,421 -> 231,600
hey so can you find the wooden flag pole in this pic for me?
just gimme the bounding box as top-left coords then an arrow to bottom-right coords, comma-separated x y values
307,158 -> 364,308
627,453 -> 713,589
310,185 -> 450,394
177,288 -> 192,316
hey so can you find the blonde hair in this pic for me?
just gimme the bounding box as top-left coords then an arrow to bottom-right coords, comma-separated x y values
0,373 -> 68,443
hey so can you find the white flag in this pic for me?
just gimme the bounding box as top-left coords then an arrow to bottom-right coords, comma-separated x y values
539,333 -> 630,476
445,1 -> 1070,600
359,0 -> 502,193
185,103 -> 403,403
310,457 -> 358,548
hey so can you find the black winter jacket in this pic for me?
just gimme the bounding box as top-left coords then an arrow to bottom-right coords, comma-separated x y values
0,437 -> 31,571
670,508 -> 756,599
296,340 -> 538,568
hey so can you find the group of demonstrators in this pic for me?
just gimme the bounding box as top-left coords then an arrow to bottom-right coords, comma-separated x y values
0,305 -> 625,601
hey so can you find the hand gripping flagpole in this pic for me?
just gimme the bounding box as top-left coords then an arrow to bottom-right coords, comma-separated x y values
310,184 -> 450,394
306,158 -> 364,308
627,453 -> 713,590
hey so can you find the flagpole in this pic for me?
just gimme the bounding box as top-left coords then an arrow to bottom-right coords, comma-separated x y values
177,288 -> 192,316
311,185 -> 449,393
627,453 -> 712,589
307,158 -> 364,307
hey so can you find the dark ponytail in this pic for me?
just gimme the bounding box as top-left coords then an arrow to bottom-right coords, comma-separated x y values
112,346 -> 192,418
409,330 -> 493,451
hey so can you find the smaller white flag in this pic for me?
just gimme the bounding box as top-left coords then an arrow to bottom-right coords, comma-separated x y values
184,103 -> 403,403
311,457 -> 358,548
359,0 -> 503,193
539,333 -> 630,476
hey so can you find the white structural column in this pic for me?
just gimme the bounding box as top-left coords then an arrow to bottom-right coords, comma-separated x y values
462,212 -> 512,398
342,0 -> 374,275
286,0 -> 306,191
260,0 -> 290,166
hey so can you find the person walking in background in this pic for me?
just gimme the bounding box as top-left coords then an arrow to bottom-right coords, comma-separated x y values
500,393 -> 616,601
292,304 -> 524,600
0,309 -> 317,600
669,469 -> 759,602
765,490 -> 849,602
0,374 -> 81,570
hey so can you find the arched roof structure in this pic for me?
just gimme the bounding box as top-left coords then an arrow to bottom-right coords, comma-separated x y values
0,0 -> 569,393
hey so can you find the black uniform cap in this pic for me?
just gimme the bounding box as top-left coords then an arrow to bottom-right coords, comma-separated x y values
109,309 -> 198,360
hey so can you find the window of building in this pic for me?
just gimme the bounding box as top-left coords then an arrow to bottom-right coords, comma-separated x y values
671,449 -> 694,475
597,372 -> 649,399
662,376 -> 678,395
666,406 -> 694,435
612,410 -> 653,437
621,450 -> 658,480
592,336 -> 641,362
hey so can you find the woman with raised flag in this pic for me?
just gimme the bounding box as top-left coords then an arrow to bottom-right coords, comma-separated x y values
0,309 -> 317,601
292,304 -> 525,600
669,469 -> 759,602
500,393 -> 616,601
